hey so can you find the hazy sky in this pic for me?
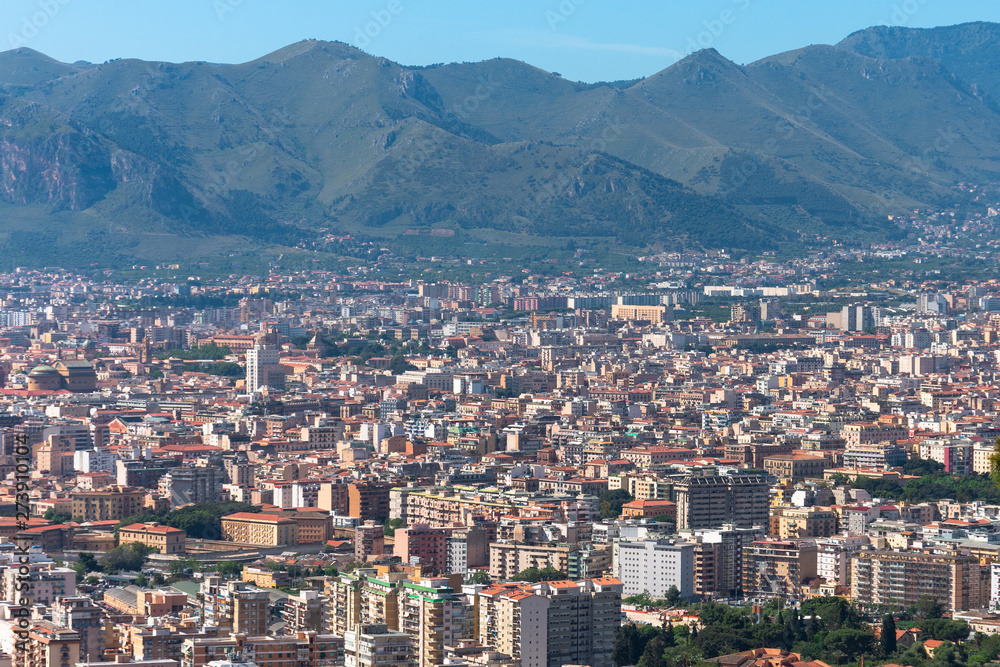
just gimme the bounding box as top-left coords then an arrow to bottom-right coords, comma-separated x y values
5,0 -> 1000,81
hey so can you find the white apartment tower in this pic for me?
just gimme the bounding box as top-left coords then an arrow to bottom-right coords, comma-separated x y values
245,344 -> 280,394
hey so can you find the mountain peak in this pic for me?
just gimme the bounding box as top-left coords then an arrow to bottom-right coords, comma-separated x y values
247,39 -> 369,65
0,47 -> 81,86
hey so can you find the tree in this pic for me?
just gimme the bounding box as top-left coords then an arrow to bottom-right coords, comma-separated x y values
169,557 -> 199,576
614,624 -> 641,667
99,543 -> 156,574
882,614 -> 897,656
470,571 -> 491,585
661,622 -> 676,648
637,635 -> 668,667
694,626 -> 753,659
515,566 -> 565,583
599,489 -> 633,519
990,436 -> 1000,489
72,552 -> 99,578
135,573 -> 149,588
44,508 -> 73,524
215,561 -> 243,577
382,518 -> 404,537
806,614 -> 821,641
665,585 -> 681,607
388,355 -> 416,375
824,628 -> 875,662
917,594 -> 945,620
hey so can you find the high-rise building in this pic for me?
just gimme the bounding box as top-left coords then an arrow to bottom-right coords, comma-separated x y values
614,539 -> 696,599
400,579 -> 464,667
199,577 -> 269,636
283,589 -> 328,633
840,304 -> 875,332
673,474 -> 769,530
355,521 -> 385,561
344,623 -> 414,667
476,578 -> 622,667
52,596 -> 104,660
245,344 -> 281,394
21,621 -> 81,667
850,550 -> 983,611
158,465 -> 220,508
477,584 -> 549,667
325,573 -> 365,637
742,540 -> 818,603
347,481 -> 392,522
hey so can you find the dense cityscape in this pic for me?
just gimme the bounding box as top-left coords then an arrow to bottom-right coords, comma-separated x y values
3,224 -> 1000,667
11,4 -> 1000,667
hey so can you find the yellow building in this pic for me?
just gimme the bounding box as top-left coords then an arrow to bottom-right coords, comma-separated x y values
242,565 -> 289,589
71,486 -> 146,522
769,507 -> 839,539
119,522 -> 186,554
610,304 -> 671,324
25,621 -> 81,667
221,512 -> 297,546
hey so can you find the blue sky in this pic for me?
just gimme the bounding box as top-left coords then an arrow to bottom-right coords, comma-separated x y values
5,0 -> 1000,81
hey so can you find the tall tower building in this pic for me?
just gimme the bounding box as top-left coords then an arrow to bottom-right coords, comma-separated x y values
245,344 -> 280,394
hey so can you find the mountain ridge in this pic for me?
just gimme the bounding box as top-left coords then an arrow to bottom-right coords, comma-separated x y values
2,23 -> 1000,266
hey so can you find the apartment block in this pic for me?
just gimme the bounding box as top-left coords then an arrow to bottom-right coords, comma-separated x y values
614,539 -> 695,599
769,507 -> 839,540
850,550 -> 983,611
674,474 -> 769,530
181,632 -> 343,667
400,579 -> 465,667
476,578 -> 622,667
742,540 -> 818,602
344,623 -> 414,667
200,577 -> 269,636
70,486 -> 146,522
348,481 -> 393,522
22,622 -> 81,667
52,596 -> 104,661
356,521 -> 385,561
763,455 -> 830,482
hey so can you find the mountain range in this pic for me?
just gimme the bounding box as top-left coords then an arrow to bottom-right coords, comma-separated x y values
2,21 -> 1000,266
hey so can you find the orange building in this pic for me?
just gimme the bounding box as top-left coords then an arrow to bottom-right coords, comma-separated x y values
621,498 -> 677,520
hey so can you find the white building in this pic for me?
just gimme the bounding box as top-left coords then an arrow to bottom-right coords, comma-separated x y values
72,447 -> 118,473
614,539 -> 695,599
816,535 -> 870,588
245,344 -> 281,394
991,562 -> 1000,610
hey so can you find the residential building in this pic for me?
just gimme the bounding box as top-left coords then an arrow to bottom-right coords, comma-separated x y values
614,539 -> 695,599
742,540 -> 818,602
70,486 -> 146,522
673,474 -> 769,530
850,550 -> 983,611
200,577 -> 269,636
344,623 -> 414,667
